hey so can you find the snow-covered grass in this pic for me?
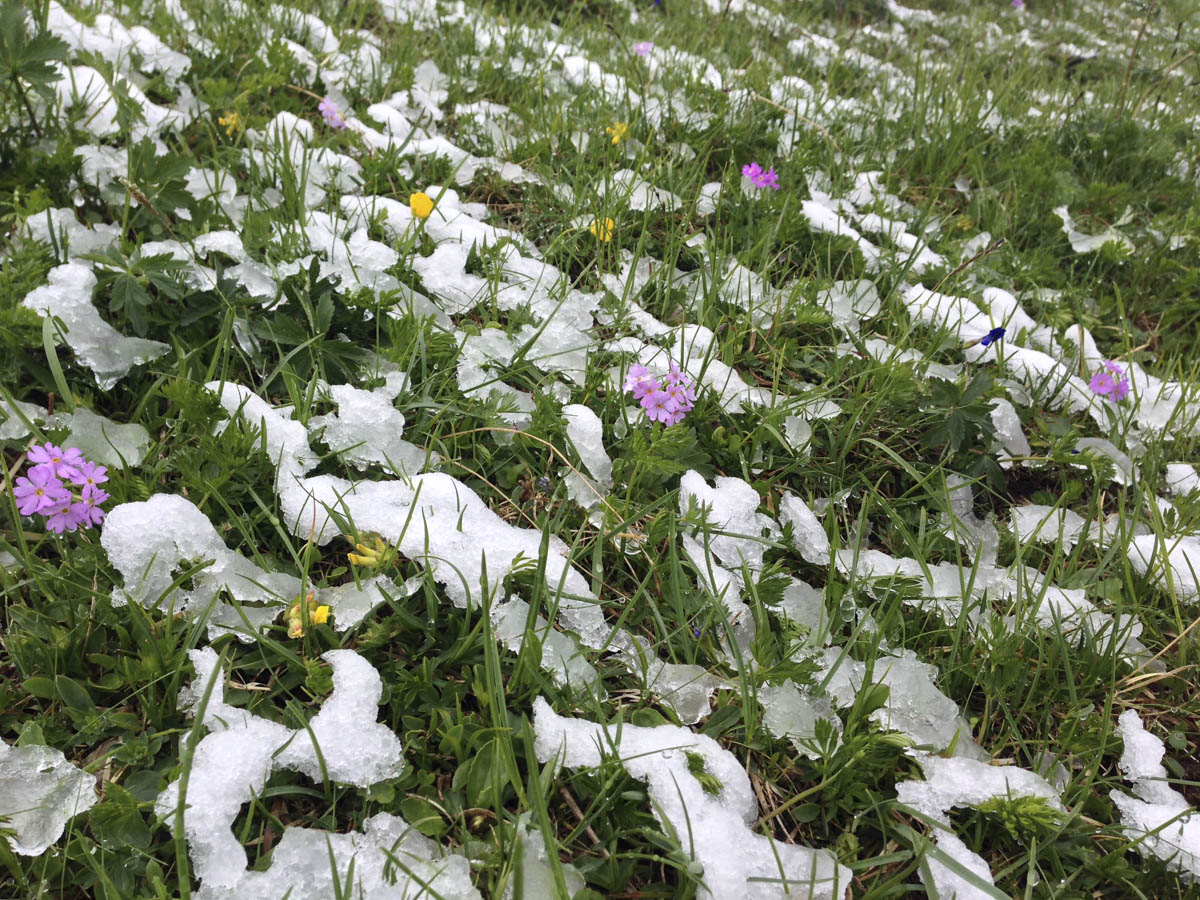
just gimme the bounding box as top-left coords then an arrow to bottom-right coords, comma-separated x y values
2,0 -> 1200,895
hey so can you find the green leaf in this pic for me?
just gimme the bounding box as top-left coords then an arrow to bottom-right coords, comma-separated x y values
55,674 -> 96,711
22,675 -> 56,699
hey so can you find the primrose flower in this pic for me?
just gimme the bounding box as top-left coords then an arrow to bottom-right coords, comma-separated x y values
14,444 -> 109,533
625,361 -> 696,425
1089,360 -> 1131,402
979,326 -> 1006,347
410,191 -> 434,219
318,96 -> 347,130
606,122 -> 630,144
1012,0 -> 1024,8
27,443 -> 83,479
218,111 -> 241,137
589,217 -> 615,242
13,466 -> 69,516
741,162 -> 780,191
634,41 -> 654,56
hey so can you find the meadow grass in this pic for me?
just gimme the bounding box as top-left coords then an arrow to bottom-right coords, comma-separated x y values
2,0 -> 1200,896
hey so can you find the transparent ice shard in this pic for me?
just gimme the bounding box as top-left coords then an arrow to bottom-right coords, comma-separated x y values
22,207 -> 119,259
100,493 -> 301,641
1072,437 -> 1136,486
563,403 -> 612,487
1011,504 -> 1087,547
533,698 -> 851,899
1054,206 -> 1134,255
778,492 -> 830,564
759,680 -> 842,758
22,264 -> 170,390
1166,463 -> 1200,496
988,397 -> 1030,465
48,407 -> 150,467
1129,533 -> 1200,602
1110,710 -> 1200,880
0,741 -> 97,856
619,636 -> 729,725
503,814 -> 587,899
818,648 -> 983,758
815,279 -> 880,333
0,397 -> 47,440
680,472 -> 779,572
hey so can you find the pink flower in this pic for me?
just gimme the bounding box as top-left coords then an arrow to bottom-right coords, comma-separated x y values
73,489 -> 108,527
741,162 -> 780,191
318,97 -> 347,130
42,499 -> 79,534
27,443 -> 83,479
1012,0 -> 1024,8
69,460 -> 108,490
1089,360 -> 1131,402
625,364 -> 655,398
634,41 -> 654,56
14,466 -> 69,516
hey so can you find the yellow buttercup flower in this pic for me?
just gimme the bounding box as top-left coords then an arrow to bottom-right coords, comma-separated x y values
218,111 -> 241,137
589,217 -> 615,242
410,191 -> 434,219
605,122 -> 630,145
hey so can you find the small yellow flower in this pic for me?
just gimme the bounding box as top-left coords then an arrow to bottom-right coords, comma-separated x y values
410,191 -> 434,219
285,591 -> 332,638
347,535 -> 390,568
605,122 -> 630,145
589,217 -> 615,242
218,111 -> 241,137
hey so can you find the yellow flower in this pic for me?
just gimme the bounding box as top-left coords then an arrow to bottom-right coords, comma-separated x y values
218,111 -> 241,137
589,217 -> 615,242
410,191 -> 434,219
285,591 -> 332,638
347,535 -> 390,568
605,122 -> 630,144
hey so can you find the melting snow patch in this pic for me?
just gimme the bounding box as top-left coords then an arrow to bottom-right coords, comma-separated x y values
1054,206 -> 1134,255
156,649 -> 478,899
101,494 -> 301,640
0,741 -> 97,856
1111,710 -> 1200,881
22,264 -> 170,390
533,698 -> 850,899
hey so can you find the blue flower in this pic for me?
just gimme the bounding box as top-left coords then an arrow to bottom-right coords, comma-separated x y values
979,326 -> 1006,347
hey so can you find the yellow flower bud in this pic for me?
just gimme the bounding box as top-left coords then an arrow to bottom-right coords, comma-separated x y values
605,122 -> 630,144
311,605 -> 331,625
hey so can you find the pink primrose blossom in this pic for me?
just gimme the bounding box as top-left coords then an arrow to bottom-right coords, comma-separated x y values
14,466 -> 69,516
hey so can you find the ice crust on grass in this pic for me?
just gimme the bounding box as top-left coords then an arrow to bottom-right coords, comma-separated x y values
157,649 -> 476,899
619,636 -> 730,724
309,381 -> 437,475
207,382 -> 616,650
759,680 -> 842,758
101,494 -> 301,640
0,741 -> 97,856
897,752 -> 1064,900
533,698 -> 851,899
1110,710 -> 1200,880
1054,205 -> 1134,255
1166,463 -> 1200,496
1128,533 -> 1200,601
491,595 -> 600,692
22,264 -> 170,390
679,472 -> 779,572
48,407 -> 150,467
818,648 -> 984,759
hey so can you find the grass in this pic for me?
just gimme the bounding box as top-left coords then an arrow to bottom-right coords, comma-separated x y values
2,0 -> 1200,896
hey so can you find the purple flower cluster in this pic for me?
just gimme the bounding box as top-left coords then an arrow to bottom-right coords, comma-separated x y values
1089,360 -> 1131,402
625,363 -> 697,426
741,162 -> 780,191
318,96 -> 347,131
13,443 -> 109,534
